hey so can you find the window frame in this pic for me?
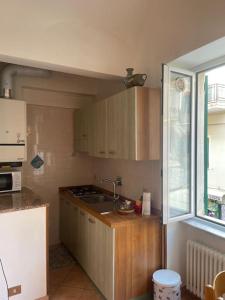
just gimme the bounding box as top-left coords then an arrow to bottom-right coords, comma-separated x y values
162,64 -> 196,224
195,63 -> 225,228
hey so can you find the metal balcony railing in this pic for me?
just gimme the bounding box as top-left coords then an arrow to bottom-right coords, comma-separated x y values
208,83 -> 225,106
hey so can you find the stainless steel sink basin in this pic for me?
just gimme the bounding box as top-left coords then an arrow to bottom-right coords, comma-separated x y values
80,194 -> 114,204
80,194 -> 115,213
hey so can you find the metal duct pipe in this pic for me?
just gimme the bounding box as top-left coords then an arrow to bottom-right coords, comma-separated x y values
1,64 -> 51,98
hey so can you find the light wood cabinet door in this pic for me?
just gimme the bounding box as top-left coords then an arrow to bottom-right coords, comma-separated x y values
74,108 -> 89,153
86,214 -> 98,281
91,100 -> 107,158
74,109 -> 82,152
70,204 -> 79,258
60,197 -> 72,249
77,209 -> 89,270
95,218 -> 114,300
74,87 -> 160,160
105,87 -> 160,160
107,89 -> 135,160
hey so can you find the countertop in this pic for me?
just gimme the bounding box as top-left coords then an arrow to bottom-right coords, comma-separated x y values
0,187 -> 49,214
59,186 -> 160,228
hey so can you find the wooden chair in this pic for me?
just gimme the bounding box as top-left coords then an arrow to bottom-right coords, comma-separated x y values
205,271 -> 225,300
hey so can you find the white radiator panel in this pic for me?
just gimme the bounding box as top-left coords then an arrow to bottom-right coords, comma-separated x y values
186,240 -> 225,299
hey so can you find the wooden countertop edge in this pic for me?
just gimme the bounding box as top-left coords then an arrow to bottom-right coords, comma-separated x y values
59,188 -> 160,228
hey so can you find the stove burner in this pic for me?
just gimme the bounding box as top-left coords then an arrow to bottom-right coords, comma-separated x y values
69,186 -> 99,197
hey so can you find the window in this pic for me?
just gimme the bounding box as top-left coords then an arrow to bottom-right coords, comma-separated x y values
163,63 -> 225,226
162,65 -> 195,223
196,65 -> 225,226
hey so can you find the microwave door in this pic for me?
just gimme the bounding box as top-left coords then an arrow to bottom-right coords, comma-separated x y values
0,173 -> 12,192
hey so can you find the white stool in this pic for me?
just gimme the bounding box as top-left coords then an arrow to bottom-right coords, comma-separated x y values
153,269 -> 181,300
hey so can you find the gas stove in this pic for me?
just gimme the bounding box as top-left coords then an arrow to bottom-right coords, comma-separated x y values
69,186 -> 100,197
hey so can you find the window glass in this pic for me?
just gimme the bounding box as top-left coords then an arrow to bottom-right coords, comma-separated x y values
168,72 -> 192,218
197,65 -> 225,225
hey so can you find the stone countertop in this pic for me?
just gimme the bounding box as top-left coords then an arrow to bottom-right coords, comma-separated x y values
0,187 -> 49,214
59,186 -> 160,228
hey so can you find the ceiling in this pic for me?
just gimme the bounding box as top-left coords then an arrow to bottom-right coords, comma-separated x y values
0,0 -> 225,86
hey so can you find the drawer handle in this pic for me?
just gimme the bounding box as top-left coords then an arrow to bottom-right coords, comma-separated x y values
88,218 -> 95,224
99,151 -> 105,154
109,150 -> 116,155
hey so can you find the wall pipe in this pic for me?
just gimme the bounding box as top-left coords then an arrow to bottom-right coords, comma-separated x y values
0,64 -> 50,98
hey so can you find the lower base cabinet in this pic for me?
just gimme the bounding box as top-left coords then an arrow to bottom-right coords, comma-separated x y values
60,196 -> 161,300
60,197 -> 115,300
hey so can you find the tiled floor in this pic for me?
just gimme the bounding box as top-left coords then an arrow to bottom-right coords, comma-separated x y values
182,290 -> 200,300
49,265 -> 200,300
49,264 -> 104,299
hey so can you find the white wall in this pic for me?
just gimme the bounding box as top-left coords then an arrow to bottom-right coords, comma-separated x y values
167,222 -> 225,284
0,207 -> 47,300
14,71 -> 124,107
0,1 -> 225,86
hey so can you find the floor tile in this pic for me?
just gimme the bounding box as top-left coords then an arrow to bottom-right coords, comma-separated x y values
80,289 -> 105,300
49,266 -> 72,288
50,286 -> 83,300
62,269 -> 95,290
48,257 -> 199,300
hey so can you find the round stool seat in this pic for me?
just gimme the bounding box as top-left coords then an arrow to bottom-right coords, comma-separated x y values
153,269 -> 181,287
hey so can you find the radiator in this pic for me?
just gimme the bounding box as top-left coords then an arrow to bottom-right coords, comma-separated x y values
186,240 -> 225,299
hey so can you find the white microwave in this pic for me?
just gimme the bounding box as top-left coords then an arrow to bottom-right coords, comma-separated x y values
0,171 -> 21,193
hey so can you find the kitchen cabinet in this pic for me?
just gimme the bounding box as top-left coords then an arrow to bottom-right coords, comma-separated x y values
60,192 -> 161,300
60,196 -> 114,300
74,108 -> 89,153
107,87 -> 160,160
77,208 -> 89,270
94,218 -> 114,300
60,197 -> 72,249
70,204 -> 79,258
107,92 -> 130,159
74,87 -> 160,160
0,98 -> 27,162
86,214 -> 97,281
91,100 -> 107,158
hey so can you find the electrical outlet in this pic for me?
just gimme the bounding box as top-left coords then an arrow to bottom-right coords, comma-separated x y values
8,285 -> 21,297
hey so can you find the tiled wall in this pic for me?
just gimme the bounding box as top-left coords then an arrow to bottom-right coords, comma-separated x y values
22,105 -> 93,245
92,158 -> 161,210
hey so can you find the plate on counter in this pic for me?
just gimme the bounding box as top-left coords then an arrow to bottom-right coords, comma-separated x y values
117,208 -> 135,215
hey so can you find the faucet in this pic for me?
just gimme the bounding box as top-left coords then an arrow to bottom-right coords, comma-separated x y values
100,176 -> 122,200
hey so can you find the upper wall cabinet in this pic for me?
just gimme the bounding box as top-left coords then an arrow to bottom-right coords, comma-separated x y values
74,87 -> 160,160
0,99 -> 27,162
74,107 -> 91,153
90,100 -> 108,158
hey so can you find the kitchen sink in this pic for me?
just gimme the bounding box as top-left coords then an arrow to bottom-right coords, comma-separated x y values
79,194 -> 115,213
80,194 -> 114,204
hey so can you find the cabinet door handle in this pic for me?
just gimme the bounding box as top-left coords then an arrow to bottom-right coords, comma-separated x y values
99,151 -> 105,154
88,218 -> 95,224
109,150 -> 116,155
